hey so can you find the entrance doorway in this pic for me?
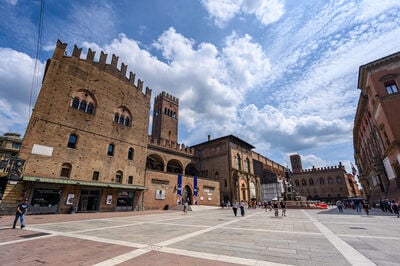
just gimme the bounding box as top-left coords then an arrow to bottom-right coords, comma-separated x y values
78,190 -> 100,212
182,185 -> 192,205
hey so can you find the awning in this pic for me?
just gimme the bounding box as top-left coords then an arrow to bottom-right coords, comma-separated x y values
23,176 -> 147,190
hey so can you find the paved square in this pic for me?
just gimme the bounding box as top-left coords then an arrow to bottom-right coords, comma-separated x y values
1,207 -> 399,265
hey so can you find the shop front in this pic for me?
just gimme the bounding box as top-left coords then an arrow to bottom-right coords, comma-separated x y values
23,176 -> 146,214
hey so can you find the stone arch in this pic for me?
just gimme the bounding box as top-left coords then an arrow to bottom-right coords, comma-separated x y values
185,163 -> 199,176
239,179 -> 248,202
167,159 -> 183,174
146,154 -> 165,171
182,184 -> 193,205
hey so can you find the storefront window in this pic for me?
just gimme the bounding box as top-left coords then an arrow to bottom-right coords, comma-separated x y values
31,188 -> 60,207
117,191 -> 134,206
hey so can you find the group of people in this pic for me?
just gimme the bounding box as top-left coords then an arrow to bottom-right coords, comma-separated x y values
336,199 -> 370,215
225,200 -> 287,217
377,199 -> 399,217
231,200 -> 246,216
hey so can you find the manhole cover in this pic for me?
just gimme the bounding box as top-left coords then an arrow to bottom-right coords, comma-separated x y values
20,232 -> 50,238
349,227 -> 366,230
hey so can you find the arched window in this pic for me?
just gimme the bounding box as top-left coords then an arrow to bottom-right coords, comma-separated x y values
128,148 -> 134,160
215,171 -> 219,179
107,144 -> 114,156
319,177 -> 325,185
245,158 -> 250,172
309,178 -> 314,185
235,154 -> 241,170
336,176 -> 342,183
60,163 -> 72,178
70,90 -> 96,114
301,179 -> 307,186
113,106 -> 132,127
67,134 -> 77,148
115,170 -> 123,183
86,103 -> 94,114
72,97 -> 80,109
79,100 -> 87,112
114,113 -> 119,123
295,180 -> 300,186
328,177 -> 333,184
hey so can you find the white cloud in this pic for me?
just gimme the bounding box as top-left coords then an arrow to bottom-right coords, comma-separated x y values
201,0 -> 285,27
0,48 -> 44,134
201,0 -> 243,27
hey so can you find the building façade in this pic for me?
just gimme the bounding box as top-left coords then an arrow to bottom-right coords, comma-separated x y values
0,40 -> 285,214
289,154 -> 362,202
354,51 -> 400,204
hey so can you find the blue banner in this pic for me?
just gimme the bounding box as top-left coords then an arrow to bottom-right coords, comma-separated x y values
194,176 -> 198,205
177,174 -> 182,204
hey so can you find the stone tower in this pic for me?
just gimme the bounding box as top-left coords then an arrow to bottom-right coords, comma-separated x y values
290,154 -> 303,173
151,92 -> 179,143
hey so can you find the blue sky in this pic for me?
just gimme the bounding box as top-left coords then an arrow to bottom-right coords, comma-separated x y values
1,0 -> 400,175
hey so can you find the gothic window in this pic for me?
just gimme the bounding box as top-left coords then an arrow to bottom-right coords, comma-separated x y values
245,158 -> 250,172
336,176 -> 342,184
128,148 -> 134,160
107,144 -> 115,156
319,177 -> 325,185
79,100 -> 87,112
384,80 -> 399,94
72,97 -> 80,109
113,106 -> 132,127
60,163 -> 72,178
86,103 -> 94,114
295,180 -> 300,186
70,90 -> 96,114
309,178 -> 314,185
67,134 -> 77,148
301,179 -> 307,186
235,154 -> 241,170
115,170 -> 123,183
328,177 -> 334,184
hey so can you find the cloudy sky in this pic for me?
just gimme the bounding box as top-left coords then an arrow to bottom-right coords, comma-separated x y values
1,0 -> 400,175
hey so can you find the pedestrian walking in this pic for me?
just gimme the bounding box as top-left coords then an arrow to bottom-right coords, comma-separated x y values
232,200 -> 238,216
273,201 -> 279,217
183,201 -> 189,215
362,200 -> 370,215
240,201 -> 245,216
13,198 -> 29,229
391,200 -> 399,218
336,200 -> 343,212
280,201 -> 286,216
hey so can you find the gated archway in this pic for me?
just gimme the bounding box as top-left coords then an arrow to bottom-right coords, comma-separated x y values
182,185 -> 192,205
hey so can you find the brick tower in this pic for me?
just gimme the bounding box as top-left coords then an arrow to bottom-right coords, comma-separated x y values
151,92 -> 179,143
290,154 -> 303,173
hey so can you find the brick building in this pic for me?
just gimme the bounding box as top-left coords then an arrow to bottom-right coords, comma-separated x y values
289,154 -> 361,202
0,40 -> 286,214
354,51 -> 400,204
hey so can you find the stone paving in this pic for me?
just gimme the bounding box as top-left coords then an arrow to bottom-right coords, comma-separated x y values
0,207 -> 399,265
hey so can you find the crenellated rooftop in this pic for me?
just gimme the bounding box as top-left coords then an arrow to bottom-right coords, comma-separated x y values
52,40 -> 151,97
299,163 -> 345,173
148,136 -> 194,155
155,91 -> 179,104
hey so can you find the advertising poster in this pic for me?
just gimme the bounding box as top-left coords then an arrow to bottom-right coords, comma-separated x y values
66,194 -> 75,205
